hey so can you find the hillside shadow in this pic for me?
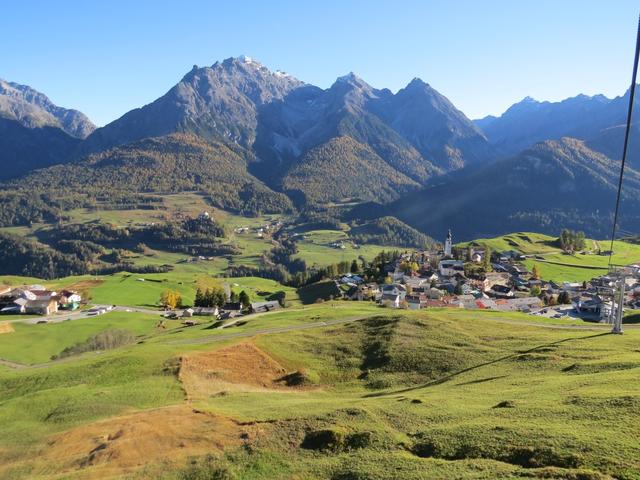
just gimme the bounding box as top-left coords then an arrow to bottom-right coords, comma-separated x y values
362,332 -> 611,398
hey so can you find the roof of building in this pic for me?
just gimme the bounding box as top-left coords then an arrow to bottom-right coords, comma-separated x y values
251,300 -> 281,310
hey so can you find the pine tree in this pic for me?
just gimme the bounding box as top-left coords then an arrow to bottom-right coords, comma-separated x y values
238,290 -> 250,308
204,288 -> 213,307
482,246 -> 492,272
194,288 -> 203,307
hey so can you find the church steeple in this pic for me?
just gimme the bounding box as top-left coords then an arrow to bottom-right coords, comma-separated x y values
444,229 -> 453,257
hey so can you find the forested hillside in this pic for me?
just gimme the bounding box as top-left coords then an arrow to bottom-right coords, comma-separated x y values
282,136 -> 420,205
391,138 -> 640,240
6,133 -> 293,216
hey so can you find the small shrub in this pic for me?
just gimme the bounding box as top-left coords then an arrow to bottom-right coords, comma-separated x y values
301,429 -> 346,451
277,369 -> 319,386
175,454 -> 234,480
345,431 -> 375,449
52,329 -> 136,360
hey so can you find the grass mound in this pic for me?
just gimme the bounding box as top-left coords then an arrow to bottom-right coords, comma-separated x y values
561,362 -> 640,375
276,368 -> 319,387
412,437 -> 582,469
301,428 -> 377,452
301,428 -> 346,451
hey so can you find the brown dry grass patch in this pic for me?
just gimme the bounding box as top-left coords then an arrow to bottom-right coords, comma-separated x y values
0,322 -> 14,335
8,406 -> 252,479
63,279 -> 104,301
180,342 -> 301,399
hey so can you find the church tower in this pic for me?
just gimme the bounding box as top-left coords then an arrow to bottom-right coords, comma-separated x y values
444,229 -> 452,257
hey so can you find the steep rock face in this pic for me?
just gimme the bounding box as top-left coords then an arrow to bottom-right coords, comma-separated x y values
253,73 -> 441,185
84,56 -> 305,152
0,79 -> 95,138
391,138 -> 640,240
372,78 -> 494,171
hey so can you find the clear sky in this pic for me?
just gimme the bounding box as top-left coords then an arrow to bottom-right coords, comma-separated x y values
3,0 -> 638,126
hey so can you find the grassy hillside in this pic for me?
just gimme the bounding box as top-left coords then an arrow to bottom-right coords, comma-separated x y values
1,305 -> 639,479
459,232 -> 640,282
0,196 -> 407,283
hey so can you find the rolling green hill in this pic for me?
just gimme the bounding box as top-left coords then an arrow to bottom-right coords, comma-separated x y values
0,306 -> 639,479
459,232 -> 640,282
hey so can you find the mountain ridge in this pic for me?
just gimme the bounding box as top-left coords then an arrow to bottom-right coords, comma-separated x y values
0,79 -> 95,138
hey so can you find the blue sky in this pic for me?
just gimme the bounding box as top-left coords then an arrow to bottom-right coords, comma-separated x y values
3,0 -> 638,126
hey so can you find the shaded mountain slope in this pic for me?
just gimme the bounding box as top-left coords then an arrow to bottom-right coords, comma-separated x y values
0,117 -> 81,180
391,138 -> 640,240
373,78 -> 494,170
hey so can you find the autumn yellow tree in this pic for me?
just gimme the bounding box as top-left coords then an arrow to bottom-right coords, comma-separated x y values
160,289 -> 182,309
531,264 -> 541,280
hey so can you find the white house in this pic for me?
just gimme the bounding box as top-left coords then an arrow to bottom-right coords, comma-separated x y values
381,284 -> 407,300
380,293 -> 401,308
439,260 -> 464,278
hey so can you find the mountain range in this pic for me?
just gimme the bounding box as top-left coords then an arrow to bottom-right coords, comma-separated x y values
1,56 -> 639,240
476,89 -> 640,164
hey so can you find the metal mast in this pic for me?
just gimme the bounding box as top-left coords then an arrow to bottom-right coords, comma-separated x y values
607,15 -> 640,334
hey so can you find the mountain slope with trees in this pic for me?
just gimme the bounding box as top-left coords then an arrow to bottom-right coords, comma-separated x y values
6,133 -> 293,215
281,136 -> 420,205
390,137 -> 640,240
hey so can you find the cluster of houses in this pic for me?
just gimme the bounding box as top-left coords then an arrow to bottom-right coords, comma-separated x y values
173,299 -> 282,326
234,219 -> 284,239
0,285 -> 82,316
337,266 -> 545,314
570,268 -> 640,321
333,230 -> 640,321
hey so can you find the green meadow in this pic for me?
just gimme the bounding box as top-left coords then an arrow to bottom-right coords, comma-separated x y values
1,304 -> 639,479
460,232 -> 640,282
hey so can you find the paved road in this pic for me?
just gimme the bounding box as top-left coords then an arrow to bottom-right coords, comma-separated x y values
5,305 -> 165,325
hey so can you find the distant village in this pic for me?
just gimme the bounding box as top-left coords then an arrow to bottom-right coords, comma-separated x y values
3,227 -> 640,327
333,230 -> 640,323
